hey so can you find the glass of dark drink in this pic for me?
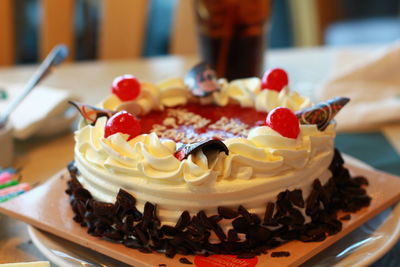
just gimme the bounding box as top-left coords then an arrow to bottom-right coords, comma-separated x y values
194,0 -> 271,81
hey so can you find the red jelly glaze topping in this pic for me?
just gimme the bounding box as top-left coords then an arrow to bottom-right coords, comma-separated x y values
265,107 -> 300,139
111,75 -> 141,101
261,68 -> 288,92
139,103 -> 267,143
104,111 -> 141,141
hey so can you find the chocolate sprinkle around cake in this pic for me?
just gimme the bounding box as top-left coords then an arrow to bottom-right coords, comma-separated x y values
65,149 -> 371,259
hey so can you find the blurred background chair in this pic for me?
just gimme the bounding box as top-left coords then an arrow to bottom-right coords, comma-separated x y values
1,0 -> 399,66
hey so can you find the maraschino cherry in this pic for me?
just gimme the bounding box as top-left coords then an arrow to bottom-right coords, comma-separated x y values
112,75 -> 141,101
104,111 -> 141,141
261,68 -> 288,92
265,107 -> 300,139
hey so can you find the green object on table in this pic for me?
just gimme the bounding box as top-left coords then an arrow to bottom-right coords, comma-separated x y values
335,132 -> 400,176
0,89 -> 7,100
0,190 -> 24,202
0,180 -> 18,189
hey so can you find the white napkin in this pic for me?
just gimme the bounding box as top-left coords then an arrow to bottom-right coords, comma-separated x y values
316,43 -> 400,132
0,83 -> 78,139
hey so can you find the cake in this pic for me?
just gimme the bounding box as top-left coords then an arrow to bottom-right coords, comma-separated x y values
66,64 -> 371,258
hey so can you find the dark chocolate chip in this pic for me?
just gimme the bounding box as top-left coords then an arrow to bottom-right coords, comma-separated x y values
288,189 -> 304,208
247,225 -> 271,242
209,214 -> 222,224
232,217 -> 250,233
142,202 -> 155,230
179,257 -> 193,264
138,247 -> 152,254
116,189 -> 136,209
165,244 -> 177,258
174,211 -> 190,231
271,251 -> 290,257
74,188 -> 92,201
211,222 -> 226,241
92,201 -> 114,217
218,206 -> 239,219
197,210 -> 213,229
161,225 -> 179,236
263,202 -> 277,226
134,224 -> 149,245
353,176 -> 369,186
103,229 -> 124,240
238,205 -> 252,224
228,229 -> 240,242
237,252 -> 258,259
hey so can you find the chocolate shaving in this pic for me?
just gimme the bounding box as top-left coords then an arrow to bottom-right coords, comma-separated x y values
175,139 -> 229,161
295,97 -> 350,131
288,189 -> 304,208
263,202 -> 277,226
179,257 -> 193,264
271,251 -> 290,257
184,62 -> 220,97
218,206 -> 239,219
175,211 -> 191,230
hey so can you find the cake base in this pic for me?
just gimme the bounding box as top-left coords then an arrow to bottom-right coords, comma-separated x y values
66,149 -> 371,258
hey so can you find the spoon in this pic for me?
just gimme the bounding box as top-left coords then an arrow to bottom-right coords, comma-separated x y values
0,44 -> 68,128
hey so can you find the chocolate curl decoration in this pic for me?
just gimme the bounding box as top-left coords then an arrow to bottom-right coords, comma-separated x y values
295,97 -> 350,131
184,62 -> 220,97
175,139 -> 229,161
69,101 -> 116,125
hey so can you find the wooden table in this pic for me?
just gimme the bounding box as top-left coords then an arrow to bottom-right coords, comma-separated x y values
0,46 -> 398,265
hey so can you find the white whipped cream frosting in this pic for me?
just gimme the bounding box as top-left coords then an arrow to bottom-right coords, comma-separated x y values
74,77 -> 335,225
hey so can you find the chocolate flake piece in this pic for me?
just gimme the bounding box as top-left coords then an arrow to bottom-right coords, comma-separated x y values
218,206 -> 239,219
247,225 -> 271,242
263,202 -> 276,226
288,189 -> 304,208
212,222 -> 227,241
142,202 -> 155,230
159,264 -> 167,267
238,205 -> 252,224
179,257 -> 193,265
237,252 -> 258,259
124,238 -> 143,249
296,97 -> 350,130
232,217 -> 250,233
175,211 -> 191,230
271,251 -> 290,257
92,201 -> 114,217
184,62 -> 220,97
69,100 -> 115,125
175,139 -> 229,161
197,210 -> 213,230
116,189 -> 136,209
353,176 -> 369,186
228,229 -> 240,242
